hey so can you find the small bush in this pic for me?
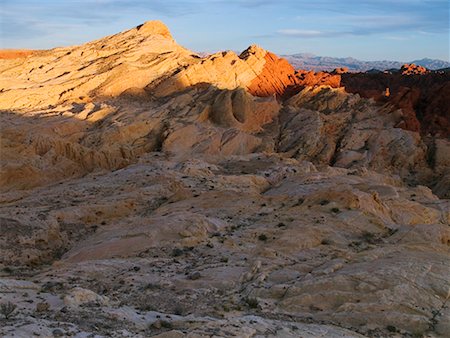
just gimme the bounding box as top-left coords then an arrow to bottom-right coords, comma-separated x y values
331,207 -> 340,213
386,325 -> 397,332
160,320 -> 173,329
150,319 -> 173,330
244,297 -> 259,309
0,301 -> 17,319
138,301 -> 156,312
173,305 -> 184,315
361,231 -> 379,244
387,228 -> 398,236
258,234 -> 268,241
171,248 -> 183,257
293,198 -> 304,206
2,266 -> 13,274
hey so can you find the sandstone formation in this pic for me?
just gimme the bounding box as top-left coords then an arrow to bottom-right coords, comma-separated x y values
401,63 -> 428,75
246,50 -> 299,97
0,21 -> 449,337
0,50 -> 35,60
0,21 -> 195,111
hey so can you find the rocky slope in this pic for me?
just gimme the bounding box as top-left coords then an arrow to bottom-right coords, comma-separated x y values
0,21 -> 449,337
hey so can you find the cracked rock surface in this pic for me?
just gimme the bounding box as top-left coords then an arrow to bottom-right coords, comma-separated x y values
1,21 -> 449,337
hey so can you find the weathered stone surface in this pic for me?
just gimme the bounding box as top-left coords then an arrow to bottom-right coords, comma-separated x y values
0,21 -> 194,110
63,287 -> 109,307
0,21 -> 449,338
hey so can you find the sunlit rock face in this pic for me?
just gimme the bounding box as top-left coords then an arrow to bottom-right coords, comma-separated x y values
400,63 -> 428,75
1,21 -> 449,337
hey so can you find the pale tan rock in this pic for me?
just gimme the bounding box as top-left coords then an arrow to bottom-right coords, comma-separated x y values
152,46 -> 268,97
0,21 -> 194,110
63,287 -> 109,307
209,88 -> 280,132
152,331 -> 185,338
0,20 -> 449,338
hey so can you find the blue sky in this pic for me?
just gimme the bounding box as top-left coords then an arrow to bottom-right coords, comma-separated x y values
1,0 -> 449,61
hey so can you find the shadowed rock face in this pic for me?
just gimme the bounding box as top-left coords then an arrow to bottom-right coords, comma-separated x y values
0,21 -> 449,338
341,71 -> 450,137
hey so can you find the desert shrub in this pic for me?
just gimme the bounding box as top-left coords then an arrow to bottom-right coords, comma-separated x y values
386,325 -> 397,332
161,320 -> 172,328
361,231 -> 382,244
258,234 -> 268,241
171,248 -> 183,257
244,297 -> 259,309
0,301 -> 17,319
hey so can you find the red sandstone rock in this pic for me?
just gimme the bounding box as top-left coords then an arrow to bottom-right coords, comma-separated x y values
296,70 -> 341,88
0,49 -> 35,59
390,87 -> 421,132
245,50 -> 341,99
401,63 -> 428,75
246,51 -> 299,98
341,70 -> 450,137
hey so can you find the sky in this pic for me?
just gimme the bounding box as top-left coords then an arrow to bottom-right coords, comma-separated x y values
0,0 -> 449,61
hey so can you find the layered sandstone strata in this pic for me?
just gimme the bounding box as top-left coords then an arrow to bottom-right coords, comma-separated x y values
0,21 -> 449,338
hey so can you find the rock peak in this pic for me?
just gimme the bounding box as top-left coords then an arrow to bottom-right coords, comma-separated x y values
135,20 -> 172,39
239,44 -> 268,60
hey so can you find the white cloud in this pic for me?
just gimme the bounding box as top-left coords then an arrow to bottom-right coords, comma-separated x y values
277,29 -> 325,37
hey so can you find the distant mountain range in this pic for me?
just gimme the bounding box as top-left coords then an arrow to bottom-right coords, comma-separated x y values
281,53 -> 450,72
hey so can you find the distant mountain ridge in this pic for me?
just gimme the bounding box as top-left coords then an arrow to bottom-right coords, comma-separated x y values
282,53 -> 450,72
